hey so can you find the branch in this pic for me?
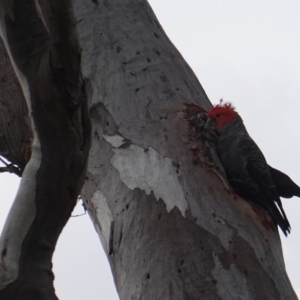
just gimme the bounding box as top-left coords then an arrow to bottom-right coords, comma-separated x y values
0,0 -> 91,298
0,156 -> 22,176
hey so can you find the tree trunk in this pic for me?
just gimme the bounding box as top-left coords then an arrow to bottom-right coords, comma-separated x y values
75,1 -> 297,299
0,0 -> 297,299
0,0 -> 91,298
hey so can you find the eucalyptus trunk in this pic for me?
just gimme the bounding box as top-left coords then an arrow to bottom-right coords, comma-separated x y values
75,1 -> 297,299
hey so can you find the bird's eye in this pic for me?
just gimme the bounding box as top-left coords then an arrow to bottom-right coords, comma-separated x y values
216,113 -> 220,118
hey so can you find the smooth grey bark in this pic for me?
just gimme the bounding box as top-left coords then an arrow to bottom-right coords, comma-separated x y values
0,0 -> 297,300
0,0 -> 91,299
74,1 -> 297,300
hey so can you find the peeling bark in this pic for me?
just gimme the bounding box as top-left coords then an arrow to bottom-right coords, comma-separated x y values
0,0 -> 91,299
0,40 -> 31,171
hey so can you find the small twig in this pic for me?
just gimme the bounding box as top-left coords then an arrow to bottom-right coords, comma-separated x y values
0,156 -> 8,166
0,157 -> 22,177
71,212 -> 87,218
71,195 -> 87,217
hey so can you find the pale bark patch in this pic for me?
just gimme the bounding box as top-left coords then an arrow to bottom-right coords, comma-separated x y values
0,135 -> 41,288
104,134 -> 188,216
212,254 -> 253,300
102,134 -> 125,148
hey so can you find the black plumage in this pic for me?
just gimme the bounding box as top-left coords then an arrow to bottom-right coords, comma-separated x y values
269,166 -> 300,199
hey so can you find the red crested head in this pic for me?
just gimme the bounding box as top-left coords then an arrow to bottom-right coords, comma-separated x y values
207,101 -> 237,129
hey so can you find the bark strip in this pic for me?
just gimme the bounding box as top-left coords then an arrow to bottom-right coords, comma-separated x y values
0,0 -> 91,299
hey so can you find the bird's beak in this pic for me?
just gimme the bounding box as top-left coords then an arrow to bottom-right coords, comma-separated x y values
206,118 -> 216,130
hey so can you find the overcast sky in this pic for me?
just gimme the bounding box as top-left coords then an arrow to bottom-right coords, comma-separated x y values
1,1 -> 299,299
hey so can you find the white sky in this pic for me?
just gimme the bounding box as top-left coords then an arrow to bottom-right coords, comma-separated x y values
1,1 -> 299,299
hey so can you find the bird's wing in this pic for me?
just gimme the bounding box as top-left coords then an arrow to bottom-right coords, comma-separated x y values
238,134 -> 275,194
238,134 -> 291,234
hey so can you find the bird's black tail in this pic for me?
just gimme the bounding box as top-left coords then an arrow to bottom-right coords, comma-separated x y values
268,200 -> 291,236
269,165 -> 300,198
